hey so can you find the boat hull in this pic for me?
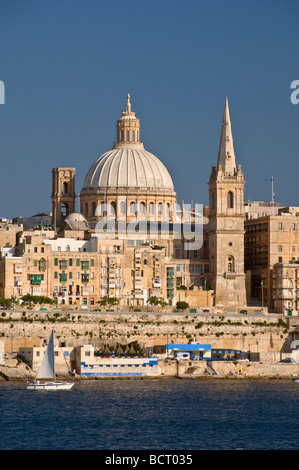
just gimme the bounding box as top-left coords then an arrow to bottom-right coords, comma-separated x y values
26,381 -> 74,390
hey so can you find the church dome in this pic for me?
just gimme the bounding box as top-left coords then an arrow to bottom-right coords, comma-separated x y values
65,212 -> 87,222
82,144 -> 174,191
80,95 -> 177,222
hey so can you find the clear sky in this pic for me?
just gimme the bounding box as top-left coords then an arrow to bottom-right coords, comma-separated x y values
0,0 -> 298,218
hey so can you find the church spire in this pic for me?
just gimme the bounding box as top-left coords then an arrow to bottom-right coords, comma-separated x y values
217,97 -> 236,176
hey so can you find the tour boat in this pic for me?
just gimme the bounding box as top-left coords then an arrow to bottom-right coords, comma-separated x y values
26,330 -> 74,390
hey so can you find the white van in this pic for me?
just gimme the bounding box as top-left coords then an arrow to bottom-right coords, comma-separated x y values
175,352 -> 190,361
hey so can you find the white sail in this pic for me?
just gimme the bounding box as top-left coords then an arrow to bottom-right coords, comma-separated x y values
36,330 -> 55,379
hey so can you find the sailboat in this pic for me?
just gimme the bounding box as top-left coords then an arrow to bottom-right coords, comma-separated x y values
26,330 -> 74,390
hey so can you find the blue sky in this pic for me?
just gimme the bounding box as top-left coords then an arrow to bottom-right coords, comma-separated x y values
0,0 -> 298,218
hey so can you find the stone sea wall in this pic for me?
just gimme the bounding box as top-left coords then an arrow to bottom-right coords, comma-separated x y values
0,309 -> 292,356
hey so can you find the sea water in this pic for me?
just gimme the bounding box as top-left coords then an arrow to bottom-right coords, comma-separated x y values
0,379 -> 298,450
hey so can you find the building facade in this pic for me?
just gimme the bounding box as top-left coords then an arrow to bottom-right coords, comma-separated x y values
245,207 -> 299,310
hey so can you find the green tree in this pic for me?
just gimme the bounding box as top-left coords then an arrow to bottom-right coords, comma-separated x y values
97,296 -> 119,310
0,297 -> 12,308
176,301 -> 189,311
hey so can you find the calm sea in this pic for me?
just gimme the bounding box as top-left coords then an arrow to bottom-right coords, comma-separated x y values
0,379 -> 298,451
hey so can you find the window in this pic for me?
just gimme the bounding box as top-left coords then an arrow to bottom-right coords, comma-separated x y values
130,202 -> 136,215
278,222 -> 283,231
59,259 -> 67,269
60,273 -> 67,283
278,245 -> 282,252
39,259 -> 46,271
69,258 -> 73,267
227,256 -> 234,272
278,256 -> 283,263
149,202 -> 155,215
110,201 -> 116,216
120,201 -> 126,215
139,202 -> 146,215
91,259 -> 94,267
227,191 -> 234,209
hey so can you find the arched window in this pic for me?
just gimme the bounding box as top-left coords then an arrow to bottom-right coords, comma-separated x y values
139,202 -> 146,215
126,130 -> 130,142
149,202 -> 155,215
62,182 -> 68,194
85,203 -> 88,216
120,201 -> 126,215
92,202 -> 96,216
130,201 -> 136,215
61,203 -> 69,218
158,203 -> 163,215
121,130 -> 124,142
227,191 -> 234,209
132,130 -> 135,142
227,256 -> 234,272
110,201 -> 116,216
98,202 -> 107,217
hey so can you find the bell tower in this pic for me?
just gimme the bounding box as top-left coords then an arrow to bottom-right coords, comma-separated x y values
208,98 -> 247,308
51,167 -> 76,230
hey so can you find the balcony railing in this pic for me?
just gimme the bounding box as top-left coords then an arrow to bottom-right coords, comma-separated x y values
224,272 -> 236,279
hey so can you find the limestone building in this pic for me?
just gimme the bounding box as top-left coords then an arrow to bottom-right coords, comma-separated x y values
1,95 -> 250,311
245,206 -> 299,310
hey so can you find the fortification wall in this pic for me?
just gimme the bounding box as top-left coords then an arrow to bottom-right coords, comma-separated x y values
0,310 -> 293,358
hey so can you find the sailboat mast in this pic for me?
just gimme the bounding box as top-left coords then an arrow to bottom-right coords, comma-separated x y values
53,329 -> 56,382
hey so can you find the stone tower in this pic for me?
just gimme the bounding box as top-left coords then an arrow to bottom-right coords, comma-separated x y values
51,167 -> 76,230
208,98 -> 247,308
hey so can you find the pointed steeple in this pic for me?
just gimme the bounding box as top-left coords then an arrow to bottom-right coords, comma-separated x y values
217,97 -> 236,176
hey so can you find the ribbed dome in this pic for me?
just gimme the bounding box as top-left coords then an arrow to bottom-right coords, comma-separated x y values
82,144 -> 174,191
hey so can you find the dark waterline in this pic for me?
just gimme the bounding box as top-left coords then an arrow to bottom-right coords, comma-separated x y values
0,379 -> 298,450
